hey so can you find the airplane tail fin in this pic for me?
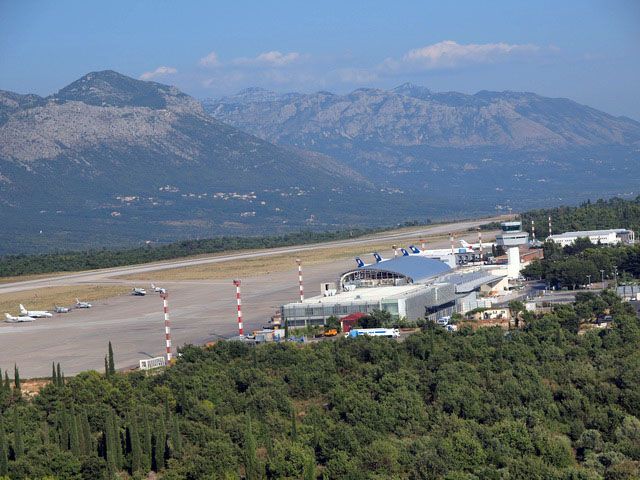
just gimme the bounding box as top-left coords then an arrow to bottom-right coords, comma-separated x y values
5,313 -> 11,319
19,304 -> 27,314
151,284 -> 155,289
400,248 -> 409,256
408,245 -> 420,254
460,240 -> 470,247
76,298 -> 80,304
372,253 -> 383,263
355,257 -> 365,268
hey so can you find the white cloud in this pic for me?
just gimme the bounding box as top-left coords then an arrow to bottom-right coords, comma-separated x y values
198,52 -> 220,68
232,51 -> 304,67
139,66 -> 178,80
337,68 -> 379,84
384,41 -> 541,71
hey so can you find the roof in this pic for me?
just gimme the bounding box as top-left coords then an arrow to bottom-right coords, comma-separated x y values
353,255 -> 451,283
301,284 -> 432,305
439,271 -> 506,293
551,229 -> 630,239
340,312 -> 367,322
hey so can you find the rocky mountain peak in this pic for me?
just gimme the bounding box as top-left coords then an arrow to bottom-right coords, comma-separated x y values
51,70 -> 200,113
391,82 -> 433,100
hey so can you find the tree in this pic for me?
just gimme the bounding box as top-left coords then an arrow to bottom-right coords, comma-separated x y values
153,419 -> 166,472
244,415 -> 259,479
51,362 -> 56,386
291,409 -> 298,443
0,418 -> 7,476
107,342 -> 115,377
142,408 -> 152,471
13,406 -> 23,459
69,407 -> 80,456
2,371 -> 8,394
13,364 -> 20,392
357,309 -> 392,328
56,363 -> 62,387
508,301 -> 526,329
169,415 -> 182,459
129,412 -> 142,474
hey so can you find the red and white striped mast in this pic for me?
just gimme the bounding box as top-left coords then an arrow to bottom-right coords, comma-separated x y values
296,259 -> 304,302
478,230 -> 483,256
392,244 -> 398,258
160,292 -> 172,362
420,238 -> 425,250
531,219 -> 536,242
449,233 -> 455,255
548,216 -> 552,239
233,280 -> 243,336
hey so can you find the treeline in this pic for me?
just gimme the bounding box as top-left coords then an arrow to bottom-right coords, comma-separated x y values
520,196 -> 640,239
0,221 -> 426,278
1,292 -> 640,478
523,238 -> 640,288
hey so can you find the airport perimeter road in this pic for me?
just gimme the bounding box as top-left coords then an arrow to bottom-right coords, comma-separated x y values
0,217 -> 503,378
0,216 -> 504,295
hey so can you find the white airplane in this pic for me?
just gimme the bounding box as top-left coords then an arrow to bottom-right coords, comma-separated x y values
19,304 -> 53,318
55,304 -> 70,313
460,239 -> 495,250
5,313 -> 35,323
151,284 -> 166,294
75,298 -> 92,308
405,244 -> 473,257
131,287 -> 147,296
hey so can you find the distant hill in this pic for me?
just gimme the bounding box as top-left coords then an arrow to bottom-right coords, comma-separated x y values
203,84 -> 640,222
0,71 -> 413,255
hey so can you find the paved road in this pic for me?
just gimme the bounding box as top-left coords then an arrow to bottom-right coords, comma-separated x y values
0,217 -> 503,378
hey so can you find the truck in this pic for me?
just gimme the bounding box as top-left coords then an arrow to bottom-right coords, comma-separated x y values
345,328 -> 400,339
324,329 -> 338,337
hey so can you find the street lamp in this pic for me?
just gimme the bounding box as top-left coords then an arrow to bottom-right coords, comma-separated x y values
586,275 -> 591,289
614,265 -> 618,288
600,269 -> 605,287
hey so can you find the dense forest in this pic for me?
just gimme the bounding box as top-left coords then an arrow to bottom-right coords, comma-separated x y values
520,197 -> 640,239
1,291 -> 640,479
0,222 -> 425,278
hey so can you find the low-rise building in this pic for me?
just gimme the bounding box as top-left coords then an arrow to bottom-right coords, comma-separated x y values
549,229 -> 635,247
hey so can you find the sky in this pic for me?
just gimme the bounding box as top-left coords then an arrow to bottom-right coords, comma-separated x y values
1,0 -> 640,119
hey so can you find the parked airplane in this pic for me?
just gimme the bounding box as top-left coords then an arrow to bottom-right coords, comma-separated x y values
19,304 -> 53,318
5,313 -> 35,323
406,244 -> 473,257
460,240 -> 495,250
151,284 -> 166,294
55,304 -> 70,313
372,253 -> 389,263
132,287 -> 147,296
75,298 -> 92,308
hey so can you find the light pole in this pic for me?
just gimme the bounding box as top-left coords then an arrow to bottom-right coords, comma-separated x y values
614,265 -> 618,288
586,275 -> 591,289
600,269 -> 605,288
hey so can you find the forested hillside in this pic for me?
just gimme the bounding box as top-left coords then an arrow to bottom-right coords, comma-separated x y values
1,291 -> 640,479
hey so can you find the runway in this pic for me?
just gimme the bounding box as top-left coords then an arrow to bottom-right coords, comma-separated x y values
0,217 -> 501,377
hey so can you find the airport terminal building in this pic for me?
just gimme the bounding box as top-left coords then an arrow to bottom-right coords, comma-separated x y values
281,256 -> 506,328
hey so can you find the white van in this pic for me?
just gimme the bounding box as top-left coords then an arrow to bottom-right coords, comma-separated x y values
437,316 -> 450,326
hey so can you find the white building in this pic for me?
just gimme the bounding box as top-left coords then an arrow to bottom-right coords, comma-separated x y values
549,229 -> 635,247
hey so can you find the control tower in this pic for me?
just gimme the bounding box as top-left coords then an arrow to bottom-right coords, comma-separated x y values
496,221 -> 529,279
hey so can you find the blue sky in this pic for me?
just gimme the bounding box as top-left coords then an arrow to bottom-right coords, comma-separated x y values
1,0 -> 639,119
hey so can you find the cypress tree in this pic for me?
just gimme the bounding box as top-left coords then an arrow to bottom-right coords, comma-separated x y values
60,408 -> 70,450
111,411 -> 123,470
56,363 -> 62,387
104,356 -> 109,378
169,415 -> 182,458
108,341 -> 115,377
129,412 -> 142,473
104,412 -> 117,478
3,371 -> 9,393
13,364 -> 20,392
153,419 -> 166,472
52,362 -> 56,386
70,407 -> 80,456
178,381 -> 187,413
291,409 -> 297,443
0,418 -> 8,476
164,391 -> 170,424
244,415 -> 259,480
80,409 -> 92,455
142,408 -> 151,471
13,406 -> 24,458
61,371 -> 65,387
211,404 -> 217,431
304,454 -> 316,480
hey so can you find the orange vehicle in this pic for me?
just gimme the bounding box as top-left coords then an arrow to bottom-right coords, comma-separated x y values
324,329 -> 338,337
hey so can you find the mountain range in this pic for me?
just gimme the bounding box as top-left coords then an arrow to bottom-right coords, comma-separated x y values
1,71 -> 639,254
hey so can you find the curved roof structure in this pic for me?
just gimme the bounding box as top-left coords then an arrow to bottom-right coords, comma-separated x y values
340,256 -> 451,288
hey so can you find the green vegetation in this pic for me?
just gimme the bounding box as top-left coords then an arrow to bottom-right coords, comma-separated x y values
0,222 -> 427,278
522,239 -> 640,288
1,292 -> 640,478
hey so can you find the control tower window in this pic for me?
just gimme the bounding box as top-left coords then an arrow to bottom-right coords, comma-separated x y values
501,224 -> 521,232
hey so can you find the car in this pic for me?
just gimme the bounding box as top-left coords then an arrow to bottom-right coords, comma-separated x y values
437,316 -> 450,326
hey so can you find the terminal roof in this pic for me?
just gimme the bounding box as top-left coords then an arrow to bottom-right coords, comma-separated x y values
357,255 -> 451,283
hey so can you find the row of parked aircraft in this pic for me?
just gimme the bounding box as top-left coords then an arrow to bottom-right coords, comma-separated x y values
131,284 -> 166,296
4,299 -> 93,323
354,239 -> 497,267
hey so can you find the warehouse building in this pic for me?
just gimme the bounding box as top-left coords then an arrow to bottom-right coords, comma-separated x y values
549,229 -> 635,247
